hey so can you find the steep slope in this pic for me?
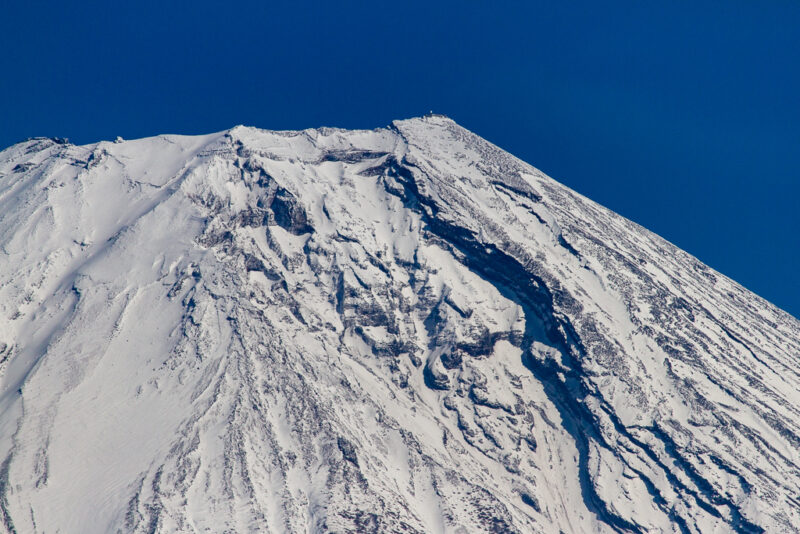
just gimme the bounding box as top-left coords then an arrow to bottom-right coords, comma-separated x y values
0,117 -> 798,533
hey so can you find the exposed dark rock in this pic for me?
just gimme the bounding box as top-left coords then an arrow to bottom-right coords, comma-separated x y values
520,491 -> 541,513
337,437 -> 359,467
423,361 -> 450,390
11,163 -> 34,173
270,187 -> 313,235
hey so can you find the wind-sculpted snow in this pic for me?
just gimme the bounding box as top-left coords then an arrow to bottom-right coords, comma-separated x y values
0,118 -> 798,533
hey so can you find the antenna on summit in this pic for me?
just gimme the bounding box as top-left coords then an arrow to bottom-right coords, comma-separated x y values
424,110 -> 448,119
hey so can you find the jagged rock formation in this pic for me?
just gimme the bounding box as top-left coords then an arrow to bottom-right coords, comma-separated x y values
0,117 -> 798,533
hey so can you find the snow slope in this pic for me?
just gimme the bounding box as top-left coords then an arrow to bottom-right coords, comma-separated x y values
0,117 -> 798,533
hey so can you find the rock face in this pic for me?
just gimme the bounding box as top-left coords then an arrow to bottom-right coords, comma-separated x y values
0,118 -> 798,533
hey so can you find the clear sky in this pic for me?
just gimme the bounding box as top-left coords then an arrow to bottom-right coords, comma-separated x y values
2,1 -> 798,318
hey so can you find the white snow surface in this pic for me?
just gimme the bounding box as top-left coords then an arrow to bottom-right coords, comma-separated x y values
0,117 -> 798,533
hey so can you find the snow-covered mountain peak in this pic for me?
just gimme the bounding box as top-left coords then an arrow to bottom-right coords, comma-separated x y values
0,117 -> 798,533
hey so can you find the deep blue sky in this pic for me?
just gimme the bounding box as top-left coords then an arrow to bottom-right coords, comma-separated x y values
2,1 -> 798,318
